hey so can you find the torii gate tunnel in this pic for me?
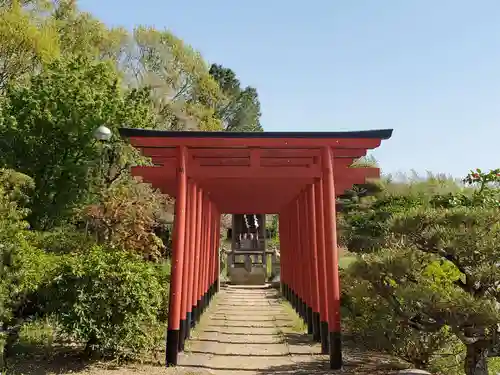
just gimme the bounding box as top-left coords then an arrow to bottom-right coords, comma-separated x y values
119,128 -> 393,370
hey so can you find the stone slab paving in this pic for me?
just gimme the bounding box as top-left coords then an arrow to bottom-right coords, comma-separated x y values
176,285 -> 405,375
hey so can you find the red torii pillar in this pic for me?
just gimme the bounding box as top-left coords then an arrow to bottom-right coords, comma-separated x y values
166,148 -> 221,367
182,180 -> 198,346
307,183 -> 322,343
166,146 -> 188,365
315,176 -> 330,354
279,149 -> 362,370
322,146 -> 342,369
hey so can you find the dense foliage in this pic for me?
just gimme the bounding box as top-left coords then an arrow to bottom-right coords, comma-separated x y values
0,0 -> 263,369
39,246 -> 165,358
339,169 -> 500,375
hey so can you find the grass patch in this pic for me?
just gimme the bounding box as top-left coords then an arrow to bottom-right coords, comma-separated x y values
338,247 -> 357,269
278,297 -> 307,333
489,357 -> 500,375
339,256 -> 357,269
266,253 -> 273,277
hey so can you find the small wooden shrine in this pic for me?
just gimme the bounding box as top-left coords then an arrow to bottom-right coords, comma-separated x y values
227,214 -> 268,284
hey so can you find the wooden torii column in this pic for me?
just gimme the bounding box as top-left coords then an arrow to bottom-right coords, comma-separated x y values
119,128 -> 392,369
276,142 -> 391,369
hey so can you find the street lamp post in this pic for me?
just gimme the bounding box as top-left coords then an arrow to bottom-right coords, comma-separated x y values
92,125 -> 112,243
93,125 -> 112,183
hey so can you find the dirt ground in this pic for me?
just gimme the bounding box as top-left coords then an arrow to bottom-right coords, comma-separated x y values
9,285 -> 405,375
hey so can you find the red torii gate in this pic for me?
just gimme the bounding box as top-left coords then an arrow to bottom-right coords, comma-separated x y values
119,128 -> 392,370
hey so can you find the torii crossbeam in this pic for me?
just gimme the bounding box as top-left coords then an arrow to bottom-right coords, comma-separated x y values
119,128 -> 393,370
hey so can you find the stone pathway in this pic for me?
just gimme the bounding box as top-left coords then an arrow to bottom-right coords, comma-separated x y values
177,285 -> 404,375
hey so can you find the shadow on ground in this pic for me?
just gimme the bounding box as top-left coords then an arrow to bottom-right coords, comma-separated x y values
253,356 -> 404,375
6,342 -> 165,375
181,354 -> 404,375
7,349 -> 93,375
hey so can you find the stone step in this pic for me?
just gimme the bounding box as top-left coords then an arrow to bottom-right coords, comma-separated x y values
178,352 -> 296,370
193,331 -> 284,344
187,341 -> 290,356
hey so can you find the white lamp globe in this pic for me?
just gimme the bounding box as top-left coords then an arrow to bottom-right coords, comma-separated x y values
93,125 -> 112,141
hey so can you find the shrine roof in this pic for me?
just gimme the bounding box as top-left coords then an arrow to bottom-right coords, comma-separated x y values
119,127 -> 393,213
119,128 -> 393,140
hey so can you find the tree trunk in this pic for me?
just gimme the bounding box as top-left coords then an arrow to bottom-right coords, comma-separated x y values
464,343 -> 489,375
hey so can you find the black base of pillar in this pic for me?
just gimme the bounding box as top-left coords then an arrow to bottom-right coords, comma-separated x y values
306,306 -> 314,334
312,311 -> 321,342
329,331 -> 342,370
320,321 -> 329,354
165,329 -> 180,366
191,305 -> 197,328
178,319 -> 186,351
196,299 -> 202,321
185,312 -> 192,339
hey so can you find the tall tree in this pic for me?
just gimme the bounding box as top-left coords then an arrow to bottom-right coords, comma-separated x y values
123,27 -> 224,131
340,170 -> 500,375
0,56 -> 157,229
0,0 -> 59,89
209,63 -> 262,132
51,0 -> 128,61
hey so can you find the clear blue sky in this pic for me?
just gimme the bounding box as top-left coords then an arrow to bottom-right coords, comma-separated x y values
79,0 -> 500,177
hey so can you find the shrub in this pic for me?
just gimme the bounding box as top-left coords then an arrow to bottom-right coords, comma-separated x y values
0,169 -> 62,366
155,260 -> 170,323
76,178 -> 170,261
29,225 -> 96,254
42,246 -> 164,359
341,268 -> 453,370
340,169 -> 500,375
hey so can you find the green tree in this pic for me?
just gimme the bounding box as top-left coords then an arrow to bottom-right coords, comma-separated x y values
0,56 -> 157,229
390,206 -> 499,375
51,0 -> 128,61
124,27 -> 224,131
209,63 -> 263,132
0,0 -> 59,89
76,177 -> 171,260
0,168 -> 60,367
340,170 -> 500,375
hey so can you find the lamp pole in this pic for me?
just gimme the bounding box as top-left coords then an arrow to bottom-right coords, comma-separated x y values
93,125 -> 112,186
92,125 -> 112,243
